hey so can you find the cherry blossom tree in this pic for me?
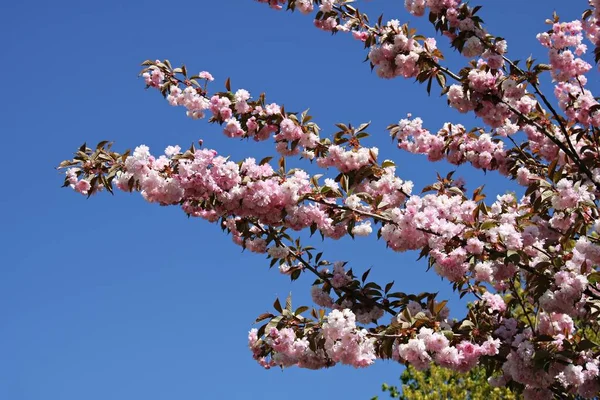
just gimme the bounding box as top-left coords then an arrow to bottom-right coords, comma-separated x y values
58,0 -> 600,398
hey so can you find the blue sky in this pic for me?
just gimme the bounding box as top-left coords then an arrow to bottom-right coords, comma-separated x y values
0,1 -> 593,399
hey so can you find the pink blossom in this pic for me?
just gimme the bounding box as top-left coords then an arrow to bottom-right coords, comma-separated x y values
198,71 -> 214,81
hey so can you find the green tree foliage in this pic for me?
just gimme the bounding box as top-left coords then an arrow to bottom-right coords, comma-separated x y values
374,364 -> 518,400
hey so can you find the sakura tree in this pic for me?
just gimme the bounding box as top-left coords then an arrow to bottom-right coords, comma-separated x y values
58,0 -> 600,398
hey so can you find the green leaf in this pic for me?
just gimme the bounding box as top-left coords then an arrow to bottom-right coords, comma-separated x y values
278,156 -> 286,172
356,122 -> 371,132
273,298 -> 283,313
294,306 -> 309,315
459,320 -> 474,330
259,156 -> 273,165
291,269 -> 301,281
255,313 -> 274,323
434,300 -> 448,315
578,339 -> 598,351
387,292 -> 406,299
588,272 -> 600,284
384,281 -> 394,294
506,250 -> 521,264
480,221 -> 497,230
96,140 -> 109,149
362,268 -> 371,283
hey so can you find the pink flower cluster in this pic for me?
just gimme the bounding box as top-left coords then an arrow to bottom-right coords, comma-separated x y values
500,336 -> 600,399
583,3 -> 600,53
537,21 -> 591,82
380,192 -> 483,282
117,145 -> 319,226
295,0 -> 313,14
367,20 -> 439,79
249,327 -> 327,370
316,145 -> 378,173
521,124 -> 562,162
165,85 -> 208,119
141,63 -> 164,88
538,312 -> 574,338
480,292 -> 507,313
65,168 -> 92,195
108,142 -> 409,245
331,261 -> 352,288
321,309 -> 376,366
395,326 -> 500,372
143,66 -> 325,154
551,178 -> 595,210
447,67 -> 536,129
308,262 -> 385,324
539,269 -> 589,316
354,166 -> 413,209
378,187 -> 593,297
393,116 -> 508,171
536,20 -> 600,127
405,0 -> 498,63
311,285 -> 335,308
554,81 -> 600,127
249,309 -> 376,369
405,0 -> 461,17
254,0 -> 286,10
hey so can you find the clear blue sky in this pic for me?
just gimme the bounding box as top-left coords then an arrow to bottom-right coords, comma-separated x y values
0,1 -> 592,399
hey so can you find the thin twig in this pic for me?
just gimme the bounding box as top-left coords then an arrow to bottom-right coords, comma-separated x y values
251,222 -> 398,316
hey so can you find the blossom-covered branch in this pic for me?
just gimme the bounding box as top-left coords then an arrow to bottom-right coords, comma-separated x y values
56,0 -> 600,398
